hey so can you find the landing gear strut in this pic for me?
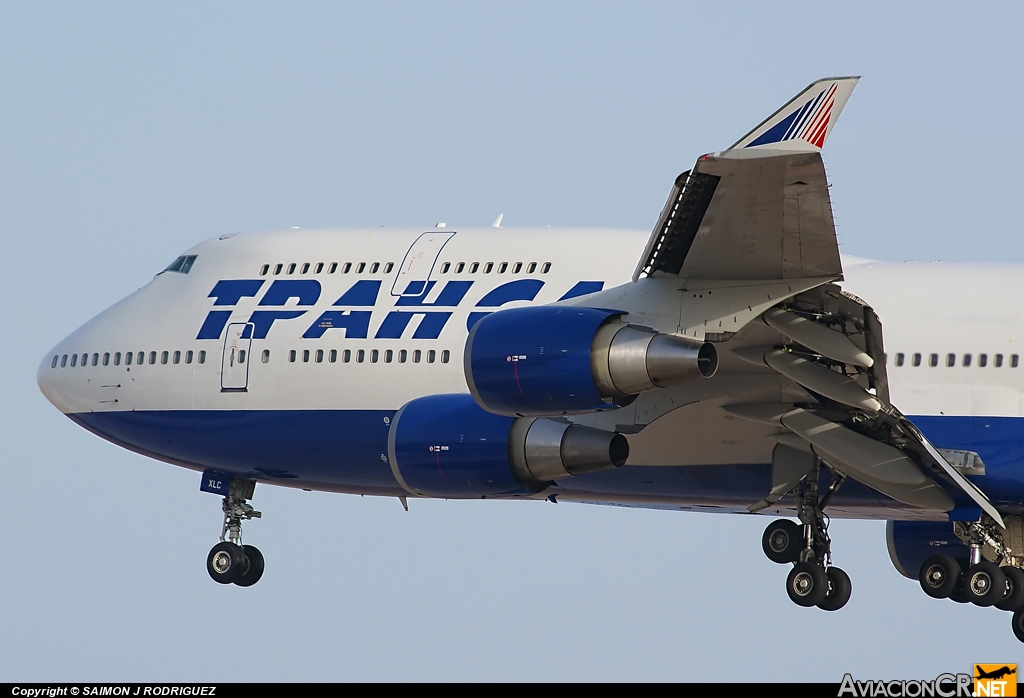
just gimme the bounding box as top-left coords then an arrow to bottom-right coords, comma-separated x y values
206,479 -> 264,586
916,516 -> 1024,642
763,462 -> 851,611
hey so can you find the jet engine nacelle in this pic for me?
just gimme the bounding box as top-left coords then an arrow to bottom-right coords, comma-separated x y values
464,306 -> 718,416
387,393 -> 629,498
885,520 -> 969,580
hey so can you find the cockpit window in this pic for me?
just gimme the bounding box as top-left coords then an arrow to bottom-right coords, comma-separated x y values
160,255 -> 198,275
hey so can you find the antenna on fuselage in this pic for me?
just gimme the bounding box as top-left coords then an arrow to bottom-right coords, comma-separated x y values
491,214 -> 503,228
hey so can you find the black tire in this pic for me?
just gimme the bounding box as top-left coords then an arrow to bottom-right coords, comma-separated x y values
963,561 -> 1007,607
786,562 -> 829,607
1012,608 -> 1024,643
818,567 -> 852,611
949,586 -> 970,603
762,519 -> 803,564
207,541 -> 247,584
919,554 -> 960,599
234,545 -> 265,587
996,567 -> 1024,612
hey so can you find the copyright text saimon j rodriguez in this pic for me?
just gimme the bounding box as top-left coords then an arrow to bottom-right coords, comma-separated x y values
12,689 -> 216,697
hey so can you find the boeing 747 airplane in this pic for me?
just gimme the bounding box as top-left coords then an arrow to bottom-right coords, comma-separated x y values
37,77 -> 1024,643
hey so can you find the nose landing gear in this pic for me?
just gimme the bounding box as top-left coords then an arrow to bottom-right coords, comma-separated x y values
204,477 -> 264,587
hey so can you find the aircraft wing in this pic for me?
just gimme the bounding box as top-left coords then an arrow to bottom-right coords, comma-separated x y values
606,78 -> 1004,526
633,78 -> 857,284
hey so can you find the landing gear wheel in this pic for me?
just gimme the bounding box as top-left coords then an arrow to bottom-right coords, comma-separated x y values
786,562 -> 829,607
919,554 -> 961,599
234,545 -> 265,587
1012,609 -> 1024,643
818,567 -> 852,611
996,567 -> 1024,612
207,541 -> 247,584
963,561 -> 1007,607
762,519 -> 803,564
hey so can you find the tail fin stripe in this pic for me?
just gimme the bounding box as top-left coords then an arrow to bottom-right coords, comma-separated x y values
789,88 -> 828,140
800,84 -> 836,141
782,96 -> 816,141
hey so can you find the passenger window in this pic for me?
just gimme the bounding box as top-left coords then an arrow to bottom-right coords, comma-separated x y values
61,354 -> 68,367
103,352 -> 110,366
542,262 -> 552,273
895,353 -> 904,367
92,353 -> 100,366
113,352 -> 121,366
455,262 -> 465,273
329,262 -> 338,273
413,349 -> 422,363
929,353 -> 938,367
199,350 -> 206,364
262,350 -> 270,364
512,262 -> 522,273
945,353 -> 955,367
173,351 -> 180,364
343,349 -> 352,363
385,262 -> 394,273
370,349 -> 379,363
484,262 -> 493,273
289,350 -> 296,363
912,353 -> 921,367
302,349 -> 310,363
51,355 -> 58,369
287,263 -> 296,275
357,349 -> 365,363
963,354 -> 972,367
357,262 -> 366,273
329,349 -> 337,363
136,351 -> 144,365
528,262 -> 537,273
384,349 -> 393,363
274,264 -> 283,275
979,353 -> 988,367
161,351 -> 169,364
441,262 -> 451,274
370,262 -> 380,273
1013,355 -> 1020,368
996,354 -> 1004,367
185,350 -> 193,364
260,264 -> 269,276
343,262 -> 352,274
498,262 -> 508,273
301,263 -> 310,274
149,351 -> 157,365
427,350 -> 436,363
470,262 -> 479,273
399,349 -> 407,363
124,352 -> 132,366
238,350 -> 246,364
315,349 -> 323,363
441,350 -> 450,363
315,262 -> 324,274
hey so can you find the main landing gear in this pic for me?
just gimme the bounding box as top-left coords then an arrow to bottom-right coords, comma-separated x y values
762,466 -> 852,611
917,517 -> 1024,642
206,478 -> 265,587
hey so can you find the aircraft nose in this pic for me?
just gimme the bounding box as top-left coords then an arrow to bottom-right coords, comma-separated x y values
38,344 -> 73,414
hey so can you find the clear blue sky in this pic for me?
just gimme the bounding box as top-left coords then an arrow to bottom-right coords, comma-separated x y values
2,1 -> 1022,681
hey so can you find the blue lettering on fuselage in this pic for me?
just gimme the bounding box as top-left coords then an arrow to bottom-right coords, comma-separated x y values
194,278 -> 604,341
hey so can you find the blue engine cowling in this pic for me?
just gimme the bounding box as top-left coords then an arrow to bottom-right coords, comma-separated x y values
465,306 -> 622,416
387,393 -> 629,498
885,520 -> 969,579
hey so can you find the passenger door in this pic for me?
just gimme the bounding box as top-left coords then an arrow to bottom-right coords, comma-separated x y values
221,322 -> 254,392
